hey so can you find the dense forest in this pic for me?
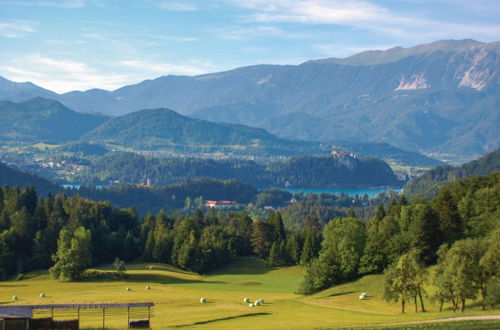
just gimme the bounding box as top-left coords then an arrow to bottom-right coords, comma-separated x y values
0,185 -> 321,279
74,152 -> 401,188
404,148 -> 500,197
0,161 -> 395,218
0,172 -> 498,312
300,172 -> 499,311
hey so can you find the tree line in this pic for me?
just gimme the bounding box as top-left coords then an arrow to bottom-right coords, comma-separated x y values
298,173 -> 499,312
0,185 -> 322,280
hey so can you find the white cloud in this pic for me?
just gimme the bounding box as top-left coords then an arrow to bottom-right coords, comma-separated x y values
0,20 -> 37,38
227,0 -> 500,41
213,25 -> 310,40
0,54 -> 132,93
159,1 -> 197,11
1,0 -> 88,8
149,34 -> 198,42
116,59 -> 214,76
0,54 -> 219,93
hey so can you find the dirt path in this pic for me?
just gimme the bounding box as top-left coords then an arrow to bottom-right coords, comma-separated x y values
381,314 -> 500,326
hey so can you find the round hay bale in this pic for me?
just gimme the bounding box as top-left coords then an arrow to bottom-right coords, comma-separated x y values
248,303 -> 254,307
39,292 -> 45,298
200,297 -> 206,303
255,301 -> 261,306
359,295 -> 365,300
259,298 -> 264,304
145,285 -> 151,290
126,287 -> 131,292
243,297 -> 250,303
12,295 -> 17,301
149,265 -> 154,270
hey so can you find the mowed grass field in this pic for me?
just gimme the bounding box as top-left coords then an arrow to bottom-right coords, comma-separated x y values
0,258 -> 498,329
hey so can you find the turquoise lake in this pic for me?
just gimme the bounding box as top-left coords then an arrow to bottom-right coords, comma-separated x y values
283,187 -> 402,198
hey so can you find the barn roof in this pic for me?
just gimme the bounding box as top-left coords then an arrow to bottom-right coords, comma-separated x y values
0,302 -> 154,319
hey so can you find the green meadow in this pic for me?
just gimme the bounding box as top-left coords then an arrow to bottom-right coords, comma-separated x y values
1,258 -> 498,329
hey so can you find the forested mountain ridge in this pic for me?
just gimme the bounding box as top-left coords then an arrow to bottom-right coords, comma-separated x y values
1,39 -> 497,156
404,148 -> 500,197
75,152 -> 401,188
0,98 -> 108,143
81,107 -> 312,155
0,98 -> 440,166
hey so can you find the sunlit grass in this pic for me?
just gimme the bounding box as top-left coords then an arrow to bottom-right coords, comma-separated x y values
0,258 -> 497,329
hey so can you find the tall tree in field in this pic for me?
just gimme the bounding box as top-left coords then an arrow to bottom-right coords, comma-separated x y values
434,239 -> 485,312
50,226 -> 92,281
383,249 -> 426,313
479,231 -> 499,310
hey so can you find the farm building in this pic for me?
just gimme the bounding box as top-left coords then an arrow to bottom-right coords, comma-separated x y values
0,302 -> 154,329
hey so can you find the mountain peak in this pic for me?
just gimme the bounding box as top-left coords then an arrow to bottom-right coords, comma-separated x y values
307,39 -> 486,66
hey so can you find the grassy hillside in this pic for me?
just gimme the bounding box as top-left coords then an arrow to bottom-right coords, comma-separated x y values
1,258 -> 497,329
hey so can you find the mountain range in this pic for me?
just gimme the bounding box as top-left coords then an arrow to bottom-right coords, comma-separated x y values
0,98 -> 440,165
0,39 -> 498,156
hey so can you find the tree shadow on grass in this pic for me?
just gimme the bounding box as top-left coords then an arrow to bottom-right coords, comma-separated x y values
208,258 -> 272,276
81,271 -> 225,285
326,291 -> 355,298
172,312 -> 271,328
0,284 -> 28,288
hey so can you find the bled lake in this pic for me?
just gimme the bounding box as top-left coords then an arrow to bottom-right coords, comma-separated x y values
283,187 -> 402,198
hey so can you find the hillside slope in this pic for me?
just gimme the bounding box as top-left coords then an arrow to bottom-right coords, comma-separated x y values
404,148 -> 500,197
0,162 -> 61,195
82,107 -> 315,156
0,98 -> 108,143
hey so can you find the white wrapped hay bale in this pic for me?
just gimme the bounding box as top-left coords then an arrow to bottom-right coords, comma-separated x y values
126,287 -> 131,292
243,297 -> 250,303
200,297 -> 207,303
40,292 -> 45,298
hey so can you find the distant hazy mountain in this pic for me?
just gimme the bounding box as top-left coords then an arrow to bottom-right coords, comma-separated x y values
81,107 -> 441,164
0,98 -> 440,165
0,76 -> 57,102
404,148 -> 500,197
0,98 -> 108,143
1,39 -> 497,155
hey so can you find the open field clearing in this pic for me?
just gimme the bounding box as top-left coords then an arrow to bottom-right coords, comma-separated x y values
0,258 -> 498,329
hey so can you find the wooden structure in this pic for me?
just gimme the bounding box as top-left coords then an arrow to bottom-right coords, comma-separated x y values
0,302 -> 154,329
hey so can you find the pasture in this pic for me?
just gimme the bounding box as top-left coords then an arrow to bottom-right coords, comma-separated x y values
0,258 -> 498,329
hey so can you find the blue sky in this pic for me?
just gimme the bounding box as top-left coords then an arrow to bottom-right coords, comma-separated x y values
0,0 -> 498,93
